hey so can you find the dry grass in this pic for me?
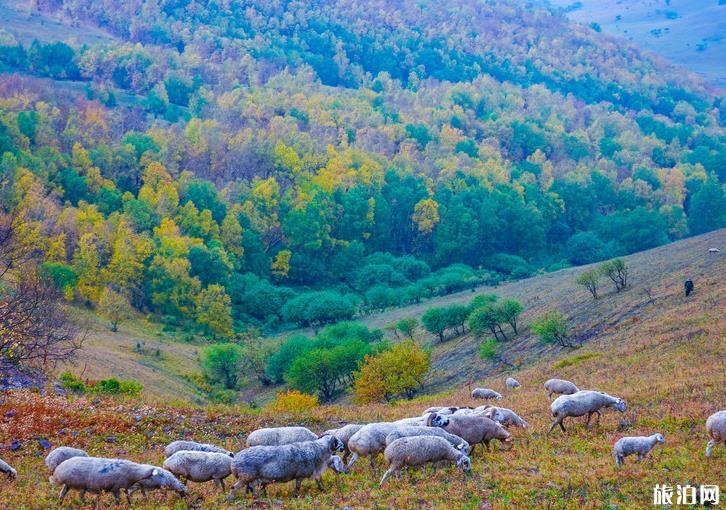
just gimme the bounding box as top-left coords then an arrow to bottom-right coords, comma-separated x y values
0,231 -> 724,508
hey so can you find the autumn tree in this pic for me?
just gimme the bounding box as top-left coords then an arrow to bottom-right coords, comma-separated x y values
354,340 -> 431,403
195,284 -> 233,339
98,287 -> 132,332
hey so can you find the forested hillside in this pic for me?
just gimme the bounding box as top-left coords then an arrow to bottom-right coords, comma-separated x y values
0,0 -> 724,337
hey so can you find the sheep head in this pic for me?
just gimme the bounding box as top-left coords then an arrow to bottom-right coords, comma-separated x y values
456,456 -> 472,473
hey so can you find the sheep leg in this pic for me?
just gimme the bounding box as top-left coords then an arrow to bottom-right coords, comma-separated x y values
214,477 -> 225,491
316,478 -> 324,491
342,450 -> 350,464
706,439 -> 715,457
593,410 -> 601,425
483,441 -> 490,451
226,480 -> 243,502
585,412 -> 592,429
380,467 -> 396,486
346,453 -> 359,470
293,478 -> 302,497
548,417 -> 564,434
369,455 -> 377,470
58,485 -> 69,502
112,489 -> 121,505
614,455 -> 623,466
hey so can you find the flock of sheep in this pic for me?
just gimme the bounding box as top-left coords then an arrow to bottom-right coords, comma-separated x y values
0,377 -> 723,506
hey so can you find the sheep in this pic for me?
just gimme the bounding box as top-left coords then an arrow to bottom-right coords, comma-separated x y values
505,377 -> 521,390
227,435 -> 344,500
543,378 -> 579,399
613,434 -> 665,466
428,412 -> 512,453
708,247 -> 720,253
0,458 -> 17,480
380,436 -> 471,485
549,390 -> 626,433
706,410 -> 726,457
246,426 -> 317,447
481,406 -> 529,429
163,451 -> 233,491
322,424 -> 364,463
50,457 -> 158,504
44,446 -> 89,472
164,440 -> 233,458
384,426 -> 471,454
127,465 -> 188,500
422,406 -> 468,416
471,388 -> 503,400
347,416 -> 449,470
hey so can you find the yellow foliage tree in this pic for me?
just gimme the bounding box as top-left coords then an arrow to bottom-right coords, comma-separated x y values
271,249 -> 291,278
412,198 -> 439,235
265,389 -> 319,415
354,340 -> 431,404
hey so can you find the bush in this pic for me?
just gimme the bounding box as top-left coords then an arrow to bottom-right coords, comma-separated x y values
59,371 -> 86,393
599,258 -> 628,292
354,340 -> 431,403
266,389 -> 319,414
202,343 -> 244,389
531,311 -> 573,347
479,338 -> 498,360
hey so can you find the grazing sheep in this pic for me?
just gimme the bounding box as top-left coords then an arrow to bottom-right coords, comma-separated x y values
50,457 -> 157,504
246,426 -> 317,447
422,406 -> 469,416
127,465 -> 188,499
0,458 -> 16,480
549,390 -> 626,433
706,410 -> 726,457
505,377 -> 521,390
163,451 -> 232,490
453,405 -> 505,422
613,434 -> 665,466
385,426 -> 471,454
543,379 -> 579,399
380,436 -> 471,485
322,424 -> 364,463
429,413 -> 511,453
227,435 -> 344,500
471,388 -> 503,400
164,440 -> 233,458
44,447 -> 89,472
708,247 -> 720,253
482,406 -> 528,429
347,417 -> 449,470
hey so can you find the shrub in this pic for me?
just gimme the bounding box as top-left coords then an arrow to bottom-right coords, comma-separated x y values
576,269 -> 601,299
531,311 -> 574,347
553,352 -> 601,369
468,304 -> 507,341
479,338 -> 498,360
599,258 -> 628,292
498,299 -> 524,335
58,371 -> 86,393
396,317 -> 418,339
202,343 -> 244,389
266,389 -> 319,414
354,340 -> 431,403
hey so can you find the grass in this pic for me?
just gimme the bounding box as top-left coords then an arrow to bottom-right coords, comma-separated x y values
0,231 -> 724,508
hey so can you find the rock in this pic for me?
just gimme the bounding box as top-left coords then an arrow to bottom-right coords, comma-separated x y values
4,410 -> 16,418
38,438 -> 51,450
105,436 -> 117,443
9,440 -> 21,451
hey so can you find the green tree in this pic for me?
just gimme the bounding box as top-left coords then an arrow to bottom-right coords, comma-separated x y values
531,311 -> 573,347
687,179 -> 726,235
479,338 -> 498,360
265,335 -> 310,384
599,258 -> 628,292
576,269 -> 601,300
498,299 -> 524,335
468,305 -> 507,341
421,308 -> 448,343
443,304 -> 470,335
396,317 -> 418,340
202,343 -> 243,389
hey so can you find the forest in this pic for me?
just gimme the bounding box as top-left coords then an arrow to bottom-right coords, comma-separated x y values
0,0 -> 724,342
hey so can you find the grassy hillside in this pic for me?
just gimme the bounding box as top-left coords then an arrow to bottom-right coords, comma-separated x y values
548,0 -> 725,88
0,233 -> 723,509
63,229 -> 726,405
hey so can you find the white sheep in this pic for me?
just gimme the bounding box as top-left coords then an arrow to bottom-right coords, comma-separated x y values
347,416 -> 448,470
322,424 -> 364,463
471,388 -> 503,400
164,440 -> 233,458
549,390 -> 626,433
227,435 -> 344,500
544,378 -> 580,399
706,410 -> 726,457
50,457 -> 157,504
246,426 -> 317,447
613,434 -> 665,466
44,446 -> 89,472
481,406 -> 528,429
384,425 -> 471,454
163,451 -> 232,490
127,465 -> 188,499
429,412 -> 512,453
0,457 -> 17,480
505,377 -> 521,390
380,436 -> 471,485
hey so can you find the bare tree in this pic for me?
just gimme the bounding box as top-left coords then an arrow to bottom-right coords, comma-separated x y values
0,214 -> 83,368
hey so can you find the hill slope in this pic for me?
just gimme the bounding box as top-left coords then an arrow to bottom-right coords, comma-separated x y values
66,229 -> 726,403
0,233 -> 723,509
547,0 -> 726,88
